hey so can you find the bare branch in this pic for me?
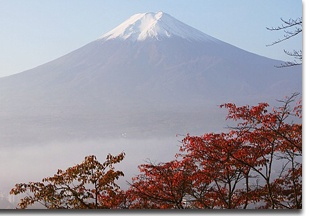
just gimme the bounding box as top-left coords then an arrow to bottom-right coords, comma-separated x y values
267,17 -> 302,68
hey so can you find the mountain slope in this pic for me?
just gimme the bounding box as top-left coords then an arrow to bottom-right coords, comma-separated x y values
0,12 -> 301,144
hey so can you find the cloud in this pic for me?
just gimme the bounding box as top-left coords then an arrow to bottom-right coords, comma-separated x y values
0,136 -> 180,194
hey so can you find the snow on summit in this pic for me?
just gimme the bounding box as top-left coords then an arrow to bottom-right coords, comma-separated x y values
100,12 -> 216,42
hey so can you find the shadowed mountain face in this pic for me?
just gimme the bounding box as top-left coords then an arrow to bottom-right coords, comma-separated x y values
0,12 -> 301,145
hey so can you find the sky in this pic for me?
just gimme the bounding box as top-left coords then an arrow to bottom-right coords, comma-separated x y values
0,0 -> 303,78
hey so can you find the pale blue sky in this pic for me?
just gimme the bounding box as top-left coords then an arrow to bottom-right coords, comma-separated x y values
0,0 -> 303,77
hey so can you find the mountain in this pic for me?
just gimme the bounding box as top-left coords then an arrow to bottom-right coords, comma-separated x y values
0,12 -> 301,145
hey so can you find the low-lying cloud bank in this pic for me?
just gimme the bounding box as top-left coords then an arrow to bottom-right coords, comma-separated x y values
0,136 -> 181,195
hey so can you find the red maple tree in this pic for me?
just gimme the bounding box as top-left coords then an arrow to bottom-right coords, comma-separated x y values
129,93 -> 301,209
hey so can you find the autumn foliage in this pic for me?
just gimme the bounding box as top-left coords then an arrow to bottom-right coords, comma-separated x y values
10,94 -> 302,209
127,93 -> 302,209
10,153 -> 126,209
175,93 -> 302,209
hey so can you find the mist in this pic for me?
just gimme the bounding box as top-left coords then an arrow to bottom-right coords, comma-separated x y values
0,136 -> 182,196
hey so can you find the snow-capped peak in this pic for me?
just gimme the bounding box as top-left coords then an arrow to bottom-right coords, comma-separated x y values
99,12 -> 216,42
